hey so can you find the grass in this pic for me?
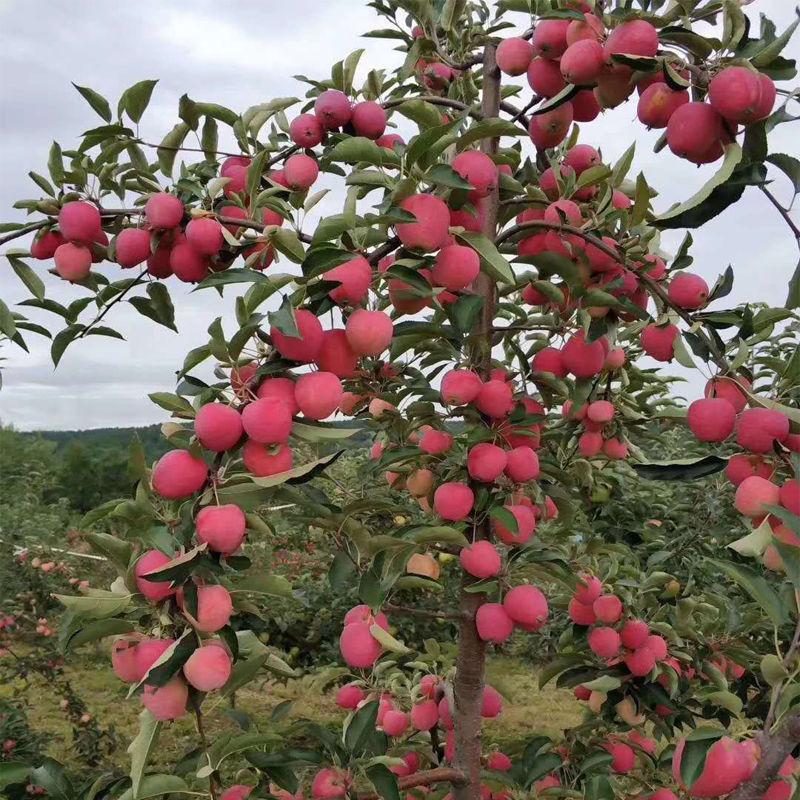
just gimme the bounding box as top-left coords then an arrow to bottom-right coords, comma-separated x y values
4,647 -> 581,776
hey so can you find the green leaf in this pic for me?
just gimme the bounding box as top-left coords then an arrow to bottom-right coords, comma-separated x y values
118,79 -> 158,123
632,456 -> 727,481
54,589 -> 132,619
654,144 -> 743,228
51,324 -> 84,367
405,117 -> 462,170
128,710 -> 161,800
29,171 -> 54,196
457,118 -> 526,149
271,228 -> 306,263
751,12 -> 800,67
761,653 -> 789,686
7,255 -> 45,300
767,153 -> 800,194
680,730 -> 723,789
329,137 -> 397,167
157,121 -> 190,176
395,98 -> 452,130
708,559 -> 786,627
117,775 -> 188,800
455,231 -> 514,284
728,517 -> 772,557
232,573 -> 293,598
365,765 -> 400,800
64,618 -> 135,652
72,83 -> 112,122
148,391 -> 196,418
291,421 -> 364,441
83,531 -> 133,569
424,163 -> 472,190
0,763 -> 31,792
345,700 -> 380,755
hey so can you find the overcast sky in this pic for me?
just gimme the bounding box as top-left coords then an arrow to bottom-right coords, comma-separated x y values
0,0 -> 797,431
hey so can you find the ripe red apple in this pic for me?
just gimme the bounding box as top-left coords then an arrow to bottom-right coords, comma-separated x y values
687,398 -> 736,442
336,683 -> 365,709
395,194 -> 451,251
641,323 -> 678,362
324,256 -> 371,305
475,379 -> 514,418
144,193 -> 184,229
54,243 -> 92,282
289,113 -> 325,147
734,475 -> 780,517
295,371 -> 343,420
496,37 -> 533,76
503,584 -> 549,631
314,90 -> 352,130
195,403 -> 244,452
114,228 -> 152,268
432,244 -> 480,290
593,593 -> 623,623
588,626 -> 621,659
141,676 -> 188,720
182,641 -> 232,691
271,309 -> 324,363
58,201 -> 102,242
195,504 -> 246,555
433,482 -> 474,521
152,450 -> 207,499
339,622 -> 382,668
242,441 -> 293,477
736,408 -> 790,453
532,19 -> 570,58
460,540 -> 502,579
476,603 -> 514,643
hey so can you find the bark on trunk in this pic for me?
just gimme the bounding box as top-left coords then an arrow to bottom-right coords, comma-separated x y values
451,42 -> 501,800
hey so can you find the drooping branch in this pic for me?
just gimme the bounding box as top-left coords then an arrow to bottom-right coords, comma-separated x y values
358,767 -> 465,800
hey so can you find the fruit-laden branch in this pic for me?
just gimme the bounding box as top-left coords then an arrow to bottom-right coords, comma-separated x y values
358,767 -> 466,800
495,219 -> 731,372
729,711 -> 800,800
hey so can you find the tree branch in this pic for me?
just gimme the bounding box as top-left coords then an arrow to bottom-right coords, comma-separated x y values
0,219 -> 51,246
358,767 -> 465,800
760,184 -> 800,241
385,604 -> 465,621
77,267 -> 148,338
729,711 -> 800,800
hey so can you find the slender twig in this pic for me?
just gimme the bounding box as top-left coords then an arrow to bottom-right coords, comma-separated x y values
77,267 -> 148,339
192,700 -> 219,800
382,95 -> 480,119
760,185 -> 800,240
385,603 -> 465,621
368,236 -> 401,266
136,140 -> 246,159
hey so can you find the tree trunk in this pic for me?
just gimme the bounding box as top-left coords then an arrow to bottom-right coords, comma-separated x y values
451,42 -> 501,800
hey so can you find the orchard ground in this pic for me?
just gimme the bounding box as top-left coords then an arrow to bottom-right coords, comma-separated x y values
3,650 -> 580,771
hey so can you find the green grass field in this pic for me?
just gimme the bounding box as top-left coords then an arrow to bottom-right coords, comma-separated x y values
5,648 -> 582,775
